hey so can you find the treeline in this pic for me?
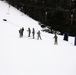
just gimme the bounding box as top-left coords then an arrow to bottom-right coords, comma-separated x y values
5,0 -> 76,36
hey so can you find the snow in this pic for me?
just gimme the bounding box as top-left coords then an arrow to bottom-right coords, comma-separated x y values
0,1 -> 76,75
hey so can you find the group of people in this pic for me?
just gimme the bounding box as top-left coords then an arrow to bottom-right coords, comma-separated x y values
19,27 -> 42,40
18,28 -> 76,46
19,27 -> 58,45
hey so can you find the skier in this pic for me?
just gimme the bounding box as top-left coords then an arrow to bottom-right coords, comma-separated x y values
19,27 -> 24,38
19,28 -> 22,37
27,27 -> 31,37
53,32 -> 58,45
32,28 -> 35,39
37,30 -> 42,40
21,27 -> 24,37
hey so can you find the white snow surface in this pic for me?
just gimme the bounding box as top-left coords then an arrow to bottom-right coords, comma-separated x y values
0,1 -> 76,75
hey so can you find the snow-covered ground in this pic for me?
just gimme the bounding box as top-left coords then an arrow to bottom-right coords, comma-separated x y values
0,1 -> 76,75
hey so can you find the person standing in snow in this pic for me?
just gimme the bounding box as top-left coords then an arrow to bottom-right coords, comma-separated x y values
21,27 -> 24,37
53,32 -> 58,45
19,27 -> 24,38
37,30 -> 42,40
32,28 -> 35,39
27,27 -> 31,37
19,28 -> 22,37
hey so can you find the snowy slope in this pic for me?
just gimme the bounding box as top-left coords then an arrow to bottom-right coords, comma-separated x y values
0,1 -> 76,75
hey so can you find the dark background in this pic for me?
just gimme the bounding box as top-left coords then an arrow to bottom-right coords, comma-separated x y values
5,0 -> 76,36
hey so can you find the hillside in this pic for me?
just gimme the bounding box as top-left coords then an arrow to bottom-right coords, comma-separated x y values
0,1 -> 76,75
